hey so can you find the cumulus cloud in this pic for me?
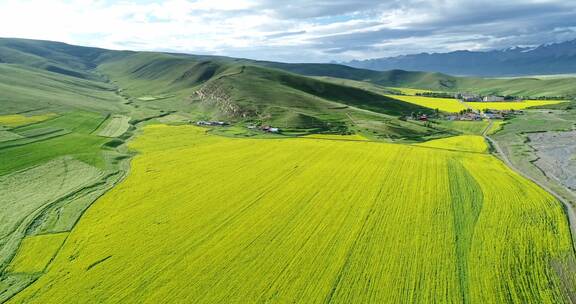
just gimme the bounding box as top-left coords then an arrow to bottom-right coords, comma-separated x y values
0,0 -> 575,62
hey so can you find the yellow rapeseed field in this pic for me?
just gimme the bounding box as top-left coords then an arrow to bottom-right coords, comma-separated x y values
302,133 -> 368,141
7,233 -> 68,273
416,135 -> 488,153
386,95 -> 468,113
466,100 -> 567,111
387,94 -> 567,113
9,125 -> 575,303
0,113 -> 56,128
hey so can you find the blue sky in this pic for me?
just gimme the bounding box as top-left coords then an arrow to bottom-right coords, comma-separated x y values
0,0 -> 575,62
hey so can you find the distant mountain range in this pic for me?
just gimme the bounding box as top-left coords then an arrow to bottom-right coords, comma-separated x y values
344,40 -> 576,77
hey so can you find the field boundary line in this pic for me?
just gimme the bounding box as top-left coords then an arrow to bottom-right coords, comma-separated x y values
485,134 -> 576,253
292,136 -> 489,155
91,113 -> 111,135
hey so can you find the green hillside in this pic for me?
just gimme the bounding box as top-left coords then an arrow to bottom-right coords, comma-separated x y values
260,61 -> 576,98
3,37 -> 576,101
2,37 -> 573,145
258,61 -> 451,88
0,39 -> 442,139
0,64 -> 124,114
0,38 -> 111,80
96,51 -> 439,137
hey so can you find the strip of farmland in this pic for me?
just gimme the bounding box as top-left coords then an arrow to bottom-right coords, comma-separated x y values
96,115 -> 131,138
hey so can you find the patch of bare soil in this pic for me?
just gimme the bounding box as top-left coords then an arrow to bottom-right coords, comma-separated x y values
528,131 -> 576,191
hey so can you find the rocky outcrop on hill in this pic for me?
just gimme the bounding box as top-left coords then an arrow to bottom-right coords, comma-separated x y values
194,81 -> 255,118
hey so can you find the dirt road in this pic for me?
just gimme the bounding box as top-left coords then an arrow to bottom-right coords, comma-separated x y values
485,132 -> 576,250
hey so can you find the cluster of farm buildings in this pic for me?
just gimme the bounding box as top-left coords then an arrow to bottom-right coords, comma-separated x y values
454,93 -> 519,102
196,120 -> 229,126
409,109 -> 522,122
196,120 -> 280,133
247,124 -> 280,133
445,109 -> 522,121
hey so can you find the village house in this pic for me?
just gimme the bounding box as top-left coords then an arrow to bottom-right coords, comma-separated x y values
481,109 -> 523,119
483,112 -> 504,119
196,120 -> 228,126
261,125 -> 280,133
461,112 -> 483,121
482,95 -> 505,102
455,93 -> 482,102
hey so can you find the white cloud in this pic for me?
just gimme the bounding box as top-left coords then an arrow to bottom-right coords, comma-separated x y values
0,0 -> 574,62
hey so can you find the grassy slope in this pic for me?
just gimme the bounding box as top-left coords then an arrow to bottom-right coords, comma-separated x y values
260,61 -> 576,98
227,65 -> 427,116
312,76 -> 396,95
454,77 -> 576,97
4,37 -> 576,101
96,115 -> 131,137
0,111 -> 113,174
0,37 -> 109,80
2,37 -> 572,132
0,113 -> 56,128
97,51 -> 441,139
97,52 -> 221,105
436,121 -> 490,135
0,64 -> 125,114
8,125 -> 574,303
0,158 -> 102,245
97,51 -> 430,117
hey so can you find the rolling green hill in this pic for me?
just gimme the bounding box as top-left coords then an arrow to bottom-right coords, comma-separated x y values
0,64 -> 124,114
0,38 -> 112,80
259,61 -> 576,98
99,52 -> 429,117
1,36 -> 573,144
95,49 -> 439,137
1,38 -> 442,139
3,37 -> 576,104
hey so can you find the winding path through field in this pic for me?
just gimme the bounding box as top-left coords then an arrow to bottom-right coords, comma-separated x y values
481,119 -> 493,137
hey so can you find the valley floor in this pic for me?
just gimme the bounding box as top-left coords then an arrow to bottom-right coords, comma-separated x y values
6,125 -> 576,303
